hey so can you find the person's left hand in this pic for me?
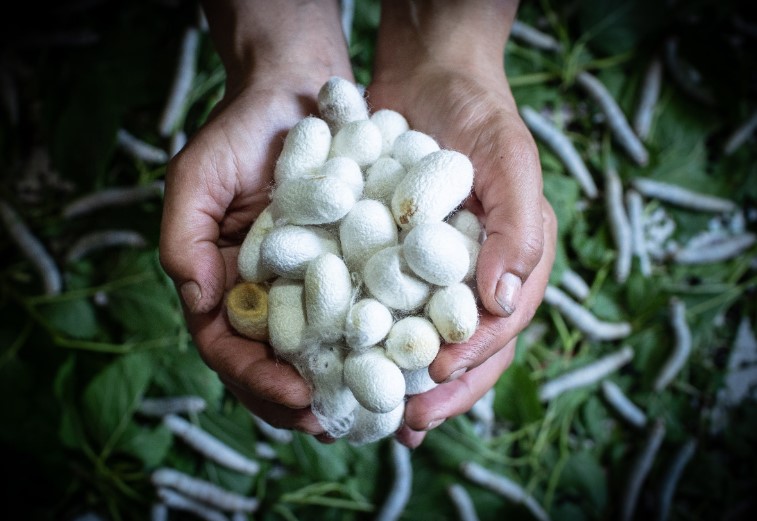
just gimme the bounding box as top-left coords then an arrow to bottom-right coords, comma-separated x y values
368,62 -> 557,448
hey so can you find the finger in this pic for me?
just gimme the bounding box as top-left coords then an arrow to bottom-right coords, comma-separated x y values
394,427 -> 427,449
403,340 -> 517,432
159,143 -> 236,314
429,197 -> 557,382
474,119 -> 545,318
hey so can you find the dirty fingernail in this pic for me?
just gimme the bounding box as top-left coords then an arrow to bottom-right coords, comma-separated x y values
180,281 -> 202,312
495,272 -> 522,315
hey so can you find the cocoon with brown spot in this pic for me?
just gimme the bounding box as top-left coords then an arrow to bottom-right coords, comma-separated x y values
426,283 -> 479,343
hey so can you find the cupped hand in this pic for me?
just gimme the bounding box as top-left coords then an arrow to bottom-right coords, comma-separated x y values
159,74 -> 339,436
368,64 -> 557,447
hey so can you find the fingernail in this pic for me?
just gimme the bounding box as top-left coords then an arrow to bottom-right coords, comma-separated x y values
495,272 -> 522,315
180,281 -> 202,312
425,418 -> 445,431
444,367 -> 468,383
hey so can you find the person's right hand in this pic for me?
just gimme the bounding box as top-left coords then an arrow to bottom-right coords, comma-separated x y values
159,0 -> 353,438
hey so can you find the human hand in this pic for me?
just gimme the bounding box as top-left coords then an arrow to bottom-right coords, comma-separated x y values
368,19 -> 557,447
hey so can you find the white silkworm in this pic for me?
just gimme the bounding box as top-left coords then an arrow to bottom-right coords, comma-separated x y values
538,346 -> 634,402
163,414 -> 260,475
375,439 -> 413,521
576,72 -> 648,166
626,189 -> 652,276
250,414 -> 293,444
116,128 -> 169,165
604,167 -> 633,283
723,109 -> 757,155
657,439 -> 696,521
600,380 -> 647,429
631,177 -> 736,213
620,419 -> 666,521
170,130 -> 187,158
469,389 -> 496,439
151,502 -> 168,521
62,181 -> 165,218
559,268 -> 590,301
520,106 -> 598,199
340,0 -> 355,45
0,199 -> 62,295
254,442 -> 277,460
653,299 -> 692,392
633,58 -> 663,140
64,230 -> 147,263
447,484 -> 480,521
460,461 -> 551,521
672,232 -> 755,265
151,467 -> 259,513
543,286 -> 632,340
137,395 -> 207,417
510,20 -> 562,52
156,487 -> 230,521
159,27 -> 200,137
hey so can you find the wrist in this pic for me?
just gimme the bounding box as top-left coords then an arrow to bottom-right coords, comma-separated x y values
375,0 -> 519,81
201,0 -> 353,95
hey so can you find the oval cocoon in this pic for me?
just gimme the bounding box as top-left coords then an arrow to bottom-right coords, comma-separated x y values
402,367 -> 438,396
305,253 -> 353,342
330,120 -> 383,167
448,209 -> 483,242
339,199 -> 399,273
318,76 -> 369,133
345,298 -> 394,350
347,402 -> 405,445
391,149 -> 474,229
306,345 -> 359,438
319,156 -> 364,200
427,283 -> 479,343
364,157 -> 406,207
268,278 -> 307,361
384,316 -> 441,370
272,176 -> 356,225
343,347 -> 405,413
237,206 -> 276,282
274,116 -> 331,184
260,225 -> 339,279
403,222 -> 470,286
392,130 -> 439,168
370,109 -> 410,156
362,246 -> 431,312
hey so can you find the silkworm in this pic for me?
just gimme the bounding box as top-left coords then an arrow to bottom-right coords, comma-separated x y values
538,346 -> 634,402
163,414 -> 260,475
543,286 -> 632,340
137,395 -> 207,417
520,106 -> 598,199
604,167 -> 633,283
116,128 -> 169,165
559,268 -> 590,301
447,483 -> 480,521
64,230 -> 147,263
156,487 -> 230,521
62,181 -> 165,218
375,439 -> 413,521
151,502 -> 168,521
653,298 -> 692,392
151,467 -> 259,513
0,199 -> 62,295
340,0 -> 355,45
620,419 -> 666,521
469,388 -> 496,439
600,380 -> 647,429
657,439 -> 696,521
672,232 -> 755,265
460,461 -> 551,521
633,58 -> 663,140
250,414 -> 293,444
626,189 -> 652,276
170,130 -> 187,157
254,442 -> 277,460
576,72 -> 648,166
158,26 -> 200,137
631,177 -> 736,213
510,20 -> 562,52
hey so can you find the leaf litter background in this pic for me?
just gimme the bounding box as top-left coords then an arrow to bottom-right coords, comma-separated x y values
1,0 -> 756,520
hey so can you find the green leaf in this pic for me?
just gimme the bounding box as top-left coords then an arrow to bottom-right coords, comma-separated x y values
82,351 -> 155,449
118,422 -> 172,467
54,356 -> 87,450
290,435 -> 350,482
37,298 -> 99,340
150,345 -> 224,407
494,363 -> 544,424
559,450 -> 608,512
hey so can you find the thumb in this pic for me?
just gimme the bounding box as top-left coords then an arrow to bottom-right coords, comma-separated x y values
159,154 -> 230,314
474,130 -> 545,317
